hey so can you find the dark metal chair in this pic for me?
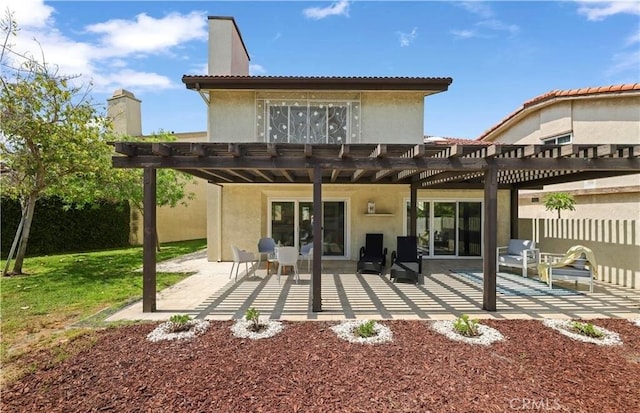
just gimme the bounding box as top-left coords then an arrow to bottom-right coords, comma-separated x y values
357,233 -> 387,274
390,236 -> 422,284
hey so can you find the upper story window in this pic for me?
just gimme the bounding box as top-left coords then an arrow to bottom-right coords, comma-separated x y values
542,133 -> 572,145
257,93 -> 360,144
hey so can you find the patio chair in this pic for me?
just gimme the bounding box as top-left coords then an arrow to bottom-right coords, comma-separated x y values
256,237 -> 277,273
496,239 -> 539,277
299,243 -> 313,273
276,246 -> 300,284
390,236 -> 422,284
539,245 -> 597,293
357,233 -> 387,275
230,245 -> 256,281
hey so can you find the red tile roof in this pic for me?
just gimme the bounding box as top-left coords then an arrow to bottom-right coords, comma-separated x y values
477,83 -> 640,141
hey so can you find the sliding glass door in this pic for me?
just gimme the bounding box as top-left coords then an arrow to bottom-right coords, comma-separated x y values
406,200 -> 482,258
270,200 -> 347,257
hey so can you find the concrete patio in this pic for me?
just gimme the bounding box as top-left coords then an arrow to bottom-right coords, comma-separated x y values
106,250 -> 640,323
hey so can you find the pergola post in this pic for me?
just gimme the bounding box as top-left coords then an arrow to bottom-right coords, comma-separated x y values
409,183 -> 418,236
143,167 -> 157,312
483,164 -> 497,311
312,167 -> 323,312
510,189 -> 519,239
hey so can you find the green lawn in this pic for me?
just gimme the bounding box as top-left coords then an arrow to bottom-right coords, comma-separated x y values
0,239 -> 206,369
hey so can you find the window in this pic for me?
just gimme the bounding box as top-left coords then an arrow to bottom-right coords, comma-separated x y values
405,200 -> 482,257
257,98 -> 360,144
543,133 -> 572,145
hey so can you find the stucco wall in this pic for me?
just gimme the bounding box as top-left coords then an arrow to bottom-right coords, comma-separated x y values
208,91 -> 426,143
209,184 -> 511,262
360,92 -> 425,143
209,91 -> 256,141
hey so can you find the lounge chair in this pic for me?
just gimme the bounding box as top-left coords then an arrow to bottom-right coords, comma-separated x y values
390,236 -> 422,284
496,239 -> 539,277
357,233 -> 387,275
539,245 -> 596,292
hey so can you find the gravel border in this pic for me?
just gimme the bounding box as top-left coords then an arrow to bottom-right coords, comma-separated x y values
430,320 -> 504,346
331,320 -> 393,345
146,320 -> 210,342
542,319 -> 622,346
231,319 -> 284,340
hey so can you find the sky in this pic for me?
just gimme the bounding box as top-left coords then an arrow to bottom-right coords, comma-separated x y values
1,0 -> 639,139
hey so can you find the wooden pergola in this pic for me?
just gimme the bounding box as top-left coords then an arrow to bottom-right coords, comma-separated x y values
112,142 -> 640,313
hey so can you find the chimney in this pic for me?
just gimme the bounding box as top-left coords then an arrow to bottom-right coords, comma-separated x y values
208,16 -> 250,75
107,89 -> 142,136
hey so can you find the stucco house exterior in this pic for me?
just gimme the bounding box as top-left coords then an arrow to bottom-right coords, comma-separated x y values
187,16 -> 513,264
477,85 -> 640,289
112,16 -> 639,312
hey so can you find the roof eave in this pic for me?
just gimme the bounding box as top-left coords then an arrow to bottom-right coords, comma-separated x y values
182,76 -> 453,93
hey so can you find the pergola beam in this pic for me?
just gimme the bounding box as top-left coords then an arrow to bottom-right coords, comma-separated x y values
113,155 -> 639,172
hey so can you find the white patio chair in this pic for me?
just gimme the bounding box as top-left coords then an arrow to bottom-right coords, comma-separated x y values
496,239 -> 539,277
276,246 -> 300,284
230,245 -> 256,281
299,243 -> 313,273
256,237 -> 276,273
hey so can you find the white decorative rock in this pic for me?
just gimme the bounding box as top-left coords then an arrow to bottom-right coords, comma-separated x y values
431,320 -> 504,346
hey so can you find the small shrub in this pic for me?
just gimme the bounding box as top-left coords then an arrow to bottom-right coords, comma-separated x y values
353,320 -> 377,338
245,307 -> 265,332
168,314 -> 192,333
570,321 -> 604,338
453,314 -> 480,337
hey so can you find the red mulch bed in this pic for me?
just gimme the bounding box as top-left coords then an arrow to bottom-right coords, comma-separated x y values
2,319 -> 639,412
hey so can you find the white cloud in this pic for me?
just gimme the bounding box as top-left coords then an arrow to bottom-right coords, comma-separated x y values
250,64 -> 267,75
398,27 -> 418,47
454,2 -> 518,40
86,12 -> 207,57
0,0 -> 54,29
1,2 -> 208,94
575,0 -> 640,21
605,50 -> 640,77
476,19 -> 519,36
457,1 -> 494,19
303,0 -> 350,20
626,30 -> 640,46
451,29 -> 477,39
190,62 -> 208,75
92,69 -> 174,94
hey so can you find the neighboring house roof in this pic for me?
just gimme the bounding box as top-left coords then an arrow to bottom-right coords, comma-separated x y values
477,83 -> 640,142
424,136 -> 490,145
182,75 -> 453,94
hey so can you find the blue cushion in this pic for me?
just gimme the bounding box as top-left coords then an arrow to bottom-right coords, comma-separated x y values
507,239 -> 535,256
572,257 -> 587,270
